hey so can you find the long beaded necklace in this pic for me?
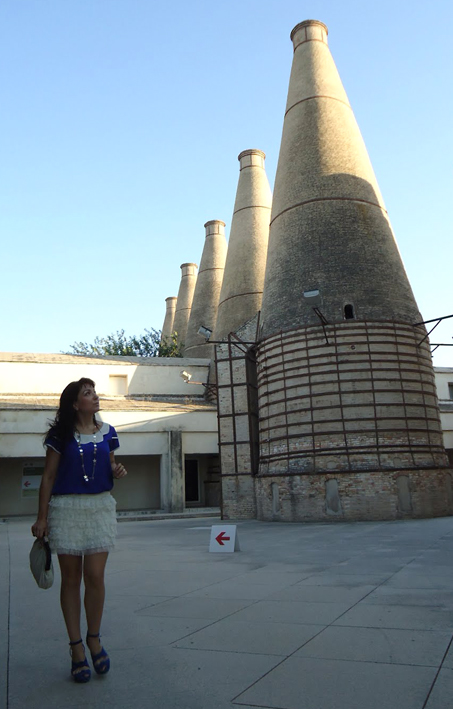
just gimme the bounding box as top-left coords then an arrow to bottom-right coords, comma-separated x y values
75,425 -> 98,482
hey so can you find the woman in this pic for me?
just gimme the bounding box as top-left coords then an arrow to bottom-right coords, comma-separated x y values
31,377 -> 127,683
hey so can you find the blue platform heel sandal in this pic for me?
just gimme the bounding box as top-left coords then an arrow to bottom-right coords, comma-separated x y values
69,639 -> 91,683
86,632 -> 110,675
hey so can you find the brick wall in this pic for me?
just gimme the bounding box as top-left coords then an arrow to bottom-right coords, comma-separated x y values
257,320 -> 448,475
255,469 -> 453,522
216,317 -> 453,522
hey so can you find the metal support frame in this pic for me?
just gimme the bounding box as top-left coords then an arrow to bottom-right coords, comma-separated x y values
214,332 -> 259,478
413,313 -> 453,347
429,344 -> 453,354
313,307 -> 329,345
255,319 -> 446,474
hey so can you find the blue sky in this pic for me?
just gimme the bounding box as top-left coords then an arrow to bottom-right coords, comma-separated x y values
1,0 -> 452,365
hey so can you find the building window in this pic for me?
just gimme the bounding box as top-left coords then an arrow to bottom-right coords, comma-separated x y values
109,375 -> 128,396
449,383 -> 453,400
344,304 -> 355,320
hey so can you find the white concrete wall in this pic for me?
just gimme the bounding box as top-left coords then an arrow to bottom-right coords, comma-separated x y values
435,368 -> 453,449
0,458 -> 43,516
0,356 -> 218,458
0,356 -> 220,515
440,415 -> 453,449
0,455 -> 161,516
0,410 -> 218,458
112,455 -> 161,510
0,356 -> 210,396
434,368 -> 453,402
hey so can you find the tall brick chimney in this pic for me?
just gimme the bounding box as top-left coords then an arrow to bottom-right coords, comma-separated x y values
248,21 -> 452,521
161,297 -> 177,344
172,263 -> 197,349
212,149 -> 272,341
184,221 -> 227,358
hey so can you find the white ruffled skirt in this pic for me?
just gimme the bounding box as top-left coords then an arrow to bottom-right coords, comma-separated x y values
48,492 -> 117,556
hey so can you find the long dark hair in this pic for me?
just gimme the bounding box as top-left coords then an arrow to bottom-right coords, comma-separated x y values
45,378 -> 97,445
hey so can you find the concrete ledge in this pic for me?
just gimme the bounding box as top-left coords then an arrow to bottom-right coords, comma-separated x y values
117,508 -> 221,522
2,508 -> 221,524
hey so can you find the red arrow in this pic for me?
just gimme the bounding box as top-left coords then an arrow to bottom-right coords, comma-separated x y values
24,481 -> 31,487
216,531 -> 231,546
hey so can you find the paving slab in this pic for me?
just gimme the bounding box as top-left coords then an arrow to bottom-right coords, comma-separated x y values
100,567 -> 238,596
231,569 -> 312,585
384,573 -> 453,590
333,603 -> 453,631
8,646 -> 282,709
324,559 -> 411,574
136,596 -> 255,620
236,562 -> 328,574
439,639 -> 453,669
294,625 -> 451,666
106,594 -> 173,613
174,619 -> 325,656
227,600 -> 351,625
406,563 -> 453,576
266,583 -> 376,604
186,581 -> 289,600
234,656 -> 437,709
424,668 -> 453,709
361,586 -> 453,608
4,515 -> 453,709
296,572 -> 392,586
109,613 -> 215,649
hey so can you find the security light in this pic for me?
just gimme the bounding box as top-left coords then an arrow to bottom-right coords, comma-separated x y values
198,325 -> 212,340
180,370 -> 192,382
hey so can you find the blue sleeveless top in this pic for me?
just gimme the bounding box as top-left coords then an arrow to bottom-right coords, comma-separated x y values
44,422 -> 120,495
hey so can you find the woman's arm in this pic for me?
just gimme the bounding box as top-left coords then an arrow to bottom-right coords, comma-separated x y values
110,452 -> 127,479
31,448 -> 60,538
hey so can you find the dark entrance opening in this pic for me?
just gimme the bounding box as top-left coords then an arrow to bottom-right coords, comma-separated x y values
185,459 -> 199,503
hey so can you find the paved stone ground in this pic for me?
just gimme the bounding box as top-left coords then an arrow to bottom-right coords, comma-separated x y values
2,514 -> 453,709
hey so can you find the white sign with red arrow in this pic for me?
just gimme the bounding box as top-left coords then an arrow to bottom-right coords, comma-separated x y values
21,475 -> 42,497
209,525 -> 240,553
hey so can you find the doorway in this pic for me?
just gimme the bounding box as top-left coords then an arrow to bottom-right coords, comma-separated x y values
185,459 -> 199,503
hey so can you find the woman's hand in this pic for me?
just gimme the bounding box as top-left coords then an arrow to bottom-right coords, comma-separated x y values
31,518 -> 48,539
112,462 -> 127,479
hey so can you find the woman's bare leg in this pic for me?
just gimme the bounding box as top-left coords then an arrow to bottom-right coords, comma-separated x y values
58,554 -> 85,664
83,552 -> 109,657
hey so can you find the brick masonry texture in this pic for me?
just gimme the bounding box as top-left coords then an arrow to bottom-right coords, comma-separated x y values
254,469 -> 453,522
260,25 -> 422,339
256,321 -> 448,476
216,319 -> 453,522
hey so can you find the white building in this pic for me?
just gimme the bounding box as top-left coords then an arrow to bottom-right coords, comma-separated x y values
0,353 -> 219,517
435,367 -> 453,465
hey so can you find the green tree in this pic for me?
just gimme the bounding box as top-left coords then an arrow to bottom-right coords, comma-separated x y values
67,329 -> 183,357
